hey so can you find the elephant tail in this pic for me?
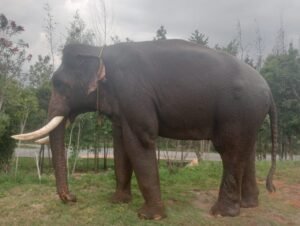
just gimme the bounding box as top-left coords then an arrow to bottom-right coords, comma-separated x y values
266,95 -> 278,192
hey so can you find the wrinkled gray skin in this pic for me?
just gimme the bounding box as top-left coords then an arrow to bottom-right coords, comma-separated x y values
48,40 -> 277,219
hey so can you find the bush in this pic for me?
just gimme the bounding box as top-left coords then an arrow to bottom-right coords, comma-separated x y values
0,119 -> 16,172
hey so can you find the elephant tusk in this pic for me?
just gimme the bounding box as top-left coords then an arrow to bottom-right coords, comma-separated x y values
35,136 -> 50,144
11,116 -> 64,141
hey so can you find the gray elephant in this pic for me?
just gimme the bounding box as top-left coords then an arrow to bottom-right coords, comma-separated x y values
13,39 -> 277,220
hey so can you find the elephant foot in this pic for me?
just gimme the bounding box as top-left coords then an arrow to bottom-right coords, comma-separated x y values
58,192 -> 77,203
210,201 -> 240,217
240,197 -> 258,208
110,191 -> 132,204
138,202 -> 167,220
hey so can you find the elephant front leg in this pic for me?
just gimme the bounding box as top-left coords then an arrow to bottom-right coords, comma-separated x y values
122,123 -> 166,220
111,124 -> 133,203
50,119 -> 77,203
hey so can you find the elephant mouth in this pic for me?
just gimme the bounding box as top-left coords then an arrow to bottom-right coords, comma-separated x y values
11,116 -> 66,144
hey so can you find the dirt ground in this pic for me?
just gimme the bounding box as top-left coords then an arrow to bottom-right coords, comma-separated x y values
191,180 -> 300,225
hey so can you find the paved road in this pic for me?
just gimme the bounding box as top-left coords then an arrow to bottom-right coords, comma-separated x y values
15,147 -> 300,161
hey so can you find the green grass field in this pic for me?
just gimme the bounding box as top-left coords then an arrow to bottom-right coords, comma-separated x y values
0,158 -> 299,226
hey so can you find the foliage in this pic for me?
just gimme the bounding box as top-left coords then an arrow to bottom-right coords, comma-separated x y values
0,14 -> 31,112
0,14 -> 31,82
43,3 -> 57,67
111,35 -> 121,44
0,14 -> 32,170
28,55 -> 53,88
63,11 -> 95,47
189,30 -> 208,46
1,10 -> 300,171
0,122 -> 16,172
215,39 -> 239,56
261,43 -> 300,156
154,25 -> 167,40
0,112 -> 9,138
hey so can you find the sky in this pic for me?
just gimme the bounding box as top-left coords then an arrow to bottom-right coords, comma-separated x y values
1,0 -> 300,67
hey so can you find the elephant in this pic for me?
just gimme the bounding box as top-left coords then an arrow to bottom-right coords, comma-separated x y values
12,39 -> 277,220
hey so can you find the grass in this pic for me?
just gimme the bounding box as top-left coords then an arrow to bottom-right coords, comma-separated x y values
0,158 -> 299,225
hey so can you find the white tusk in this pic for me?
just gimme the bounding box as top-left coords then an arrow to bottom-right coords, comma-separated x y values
35,136 -> 50,144
11,116 -> 64,141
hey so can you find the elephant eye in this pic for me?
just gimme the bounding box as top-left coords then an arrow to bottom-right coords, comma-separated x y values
53,79 -> 69,94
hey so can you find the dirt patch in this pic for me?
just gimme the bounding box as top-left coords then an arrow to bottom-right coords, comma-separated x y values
190,180 -> 300,225
191,190 -> 218,210
269,180 -> 300,210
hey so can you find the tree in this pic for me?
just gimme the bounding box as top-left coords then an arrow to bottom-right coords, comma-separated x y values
154,25 -> 167,40
215,39 -> 239,56
272,16 -> 286,56
43,3 -> 57,68
63,11 -> 95,47
236,20 -> 245,60
244,55 -> 255,68
111,35 -> 121,44
28,55 -> 53,88
27,55 -> 53,129
189,30 -> 208,46
0,14 -> 31,111
0,14 -> 31,171
125,37 -> 134,43
88,0 -> 112,45
254,20 -> 264,71
261,43 -> 300,159
111,36 -> 134,44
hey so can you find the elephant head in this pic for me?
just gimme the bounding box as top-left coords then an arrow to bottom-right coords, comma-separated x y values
12,44 -> 105,202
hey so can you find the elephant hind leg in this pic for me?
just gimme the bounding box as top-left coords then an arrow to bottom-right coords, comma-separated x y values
210,150 -> 244,217
240,144 -> 259,208
211,125 -> 257,217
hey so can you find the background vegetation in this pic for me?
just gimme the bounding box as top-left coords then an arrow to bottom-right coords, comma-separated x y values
0,2 -> 300,172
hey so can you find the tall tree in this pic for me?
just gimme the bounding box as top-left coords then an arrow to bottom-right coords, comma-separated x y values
28,55 -> 53,88
88,0 -> 112,45
261,43 -> 300,158
0,14 -> 31,111
43,3 -> 57,68
154,25 -> 167,40
254,20 -> 264,71
27,55 -> 53,128
189,30 -> 208,46
111,35 -> 121,44
215,39 -> 239,56
236,20 -> 245,60
63,11 -> 95,46
272,16 -> 286,55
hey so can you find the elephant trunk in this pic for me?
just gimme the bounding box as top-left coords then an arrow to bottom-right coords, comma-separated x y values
49,117 -> 77,203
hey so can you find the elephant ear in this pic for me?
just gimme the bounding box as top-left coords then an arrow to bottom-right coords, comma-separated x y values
87,60 -> 106,95
65,45 -> 106,95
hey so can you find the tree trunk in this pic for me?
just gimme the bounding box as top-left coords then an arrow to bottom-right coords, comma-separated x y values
103,138 -> 107,170
72,121 -> 81,175
287,136 -> 293,160
0,93 -> 4,112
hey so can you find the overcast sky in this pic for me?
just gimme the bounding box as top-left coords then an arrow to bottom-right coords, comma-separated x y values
1,0 -> 300,67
